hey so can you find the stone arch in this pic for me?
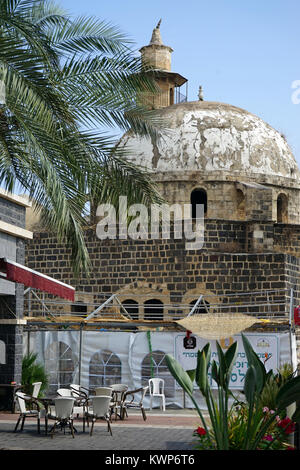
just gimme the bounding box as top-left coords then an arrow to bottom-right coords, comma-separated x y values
141,349 -> 175,398
115,281 -> 170,320
121,299 -> 139,320
191,188 -> 207,218
144,299 -> 164,320
181,285 -> 220,316
89,349 -> 122,388
44,341 -> 75,394
277,193 -> 288,223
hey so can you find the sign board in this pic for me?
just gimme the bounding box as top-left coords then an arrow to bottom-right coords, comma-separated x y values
174,333 -> 283,390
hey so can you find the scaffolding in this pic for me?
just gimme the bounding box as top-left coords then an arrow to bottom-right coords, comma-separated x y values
22,287 -> 298,402
23,287 -> 295,333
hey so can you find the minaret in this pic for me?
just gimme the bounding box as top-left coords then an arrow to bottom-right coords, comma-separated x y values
139,20 -> 188,109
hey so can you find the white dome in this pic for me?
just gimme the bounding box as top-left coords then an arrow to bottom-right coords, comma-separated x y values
119,101 -> 299,179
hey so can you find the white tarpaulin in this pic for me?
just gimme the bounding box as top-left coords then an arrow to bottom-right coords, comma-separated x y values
27,329 -> 294,409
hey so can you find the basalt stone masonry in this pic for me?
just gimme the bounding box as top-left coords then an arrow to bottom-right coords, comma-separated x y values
25,219 -> 300,317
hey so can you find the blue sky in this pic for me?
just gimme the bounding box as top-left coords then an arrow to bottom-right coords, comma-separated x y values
59,0 -> 300,164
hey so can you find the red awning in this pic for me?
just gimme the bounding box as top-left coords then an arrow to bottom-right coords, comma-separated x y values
0,258 -> 75,301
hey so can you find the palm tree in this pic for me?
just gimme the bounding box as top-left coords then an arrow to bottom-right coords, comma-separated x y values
0,0 -> 164,275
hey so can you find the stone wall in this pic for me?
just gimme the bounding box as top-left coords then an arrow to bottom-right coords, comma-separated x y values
25,221 -> 296,319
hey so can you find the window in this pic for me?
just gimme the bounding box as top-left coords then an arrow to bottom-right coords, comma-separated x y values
236,189 -> 245,220
277,193 -> 288,223
144,299 -> 164,320
191,188 -> 207,218
71,303 -> 87,315
189,298 -> 210,314
121,299 -> 139,320
44,341 -> 75,395
89,349 -> 121,388
141,350 -> 175,398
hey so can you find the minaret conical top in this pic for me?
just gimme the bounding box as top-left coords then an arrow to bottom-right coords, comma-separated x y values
149,19 -> 163,45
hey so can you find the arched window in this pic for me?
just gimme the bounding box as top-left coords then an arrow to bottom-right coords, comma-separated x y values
169,87 -> 174,105
277,193 -> 288,223
189,298 -> 210,314
141,350 -> 175,398
236,189 -> 246,220
191,188 -> 207,218
144,299 -> 164,321
121,299 -> 139,320
89,349 -> 121,388
44,341 -> 75,395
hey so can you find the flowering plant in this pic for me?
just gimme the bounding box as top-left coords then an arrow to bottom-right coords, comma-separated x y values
166,334 -> 300,450
193,426 -> 214,450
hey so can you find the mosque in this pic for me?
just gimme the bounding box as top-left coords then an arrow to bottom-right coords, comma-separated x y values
1,22 -> 300,400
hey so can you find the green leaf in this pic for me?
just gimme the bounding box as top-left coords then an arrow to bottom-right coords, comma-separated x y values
186,369 -> 196,382
196,350 -> 208,396
201,343 -> 211,371
211,360 -> 219,385
216,341 -> 227,388
292,406 -> 300,423
224,341 -> 238,373
276,375 -> 300,410
165,354 -> 194,396
241,334 -> 266,394
244,365 -> 257,405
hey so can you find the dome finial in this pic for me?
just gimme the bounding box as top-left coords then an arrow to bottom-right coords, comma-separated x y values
156,19 -> 162,29
198,85 -> 204,101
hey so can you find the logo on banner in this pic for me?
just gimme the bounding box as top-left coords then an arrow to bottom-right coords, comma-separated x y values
183,335 -> 197,349
256,339 -> 270,348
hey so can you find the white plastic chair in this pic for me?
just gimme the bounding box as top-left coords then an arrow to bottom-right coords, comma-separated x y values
32,382 -> 42,398
149,378 -> 166,411
94,387 -> 113,397
14,391 -> 41,433
85,395 -> 112,436
47,397 -> 75,438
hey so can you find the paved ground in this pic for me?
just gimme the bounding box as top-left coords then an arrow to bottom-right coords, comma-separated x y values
0,409 -> 203,452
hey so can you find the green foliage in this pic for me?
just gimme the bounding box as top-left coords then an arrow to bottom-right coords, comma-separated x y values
258,364 -> 294,411
0,0 -> 165,276
167,334 -> 300,450
21,352 -> 48,396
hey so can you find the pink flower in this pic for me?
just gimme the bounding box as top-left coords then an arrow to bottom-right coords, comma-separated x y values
262,434 -> 273,441
263,407 -> 269,413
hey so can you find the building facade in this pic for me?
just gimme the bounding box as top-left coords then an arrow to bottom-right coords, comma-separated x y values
25,24 -> 300,365
0,190 -> 32,408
